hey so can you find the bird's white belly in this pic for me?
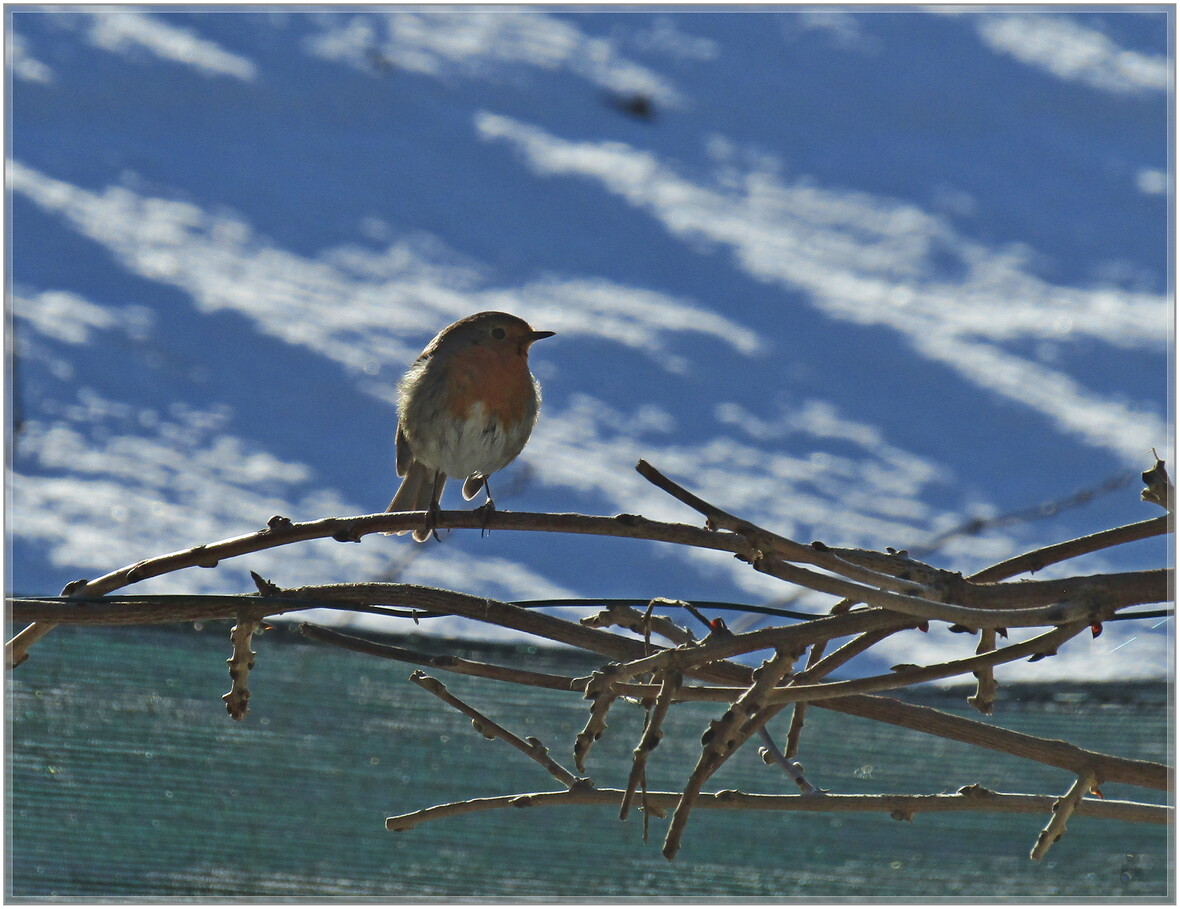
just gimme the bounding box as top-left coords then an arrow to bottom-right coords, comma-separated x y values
414,401 -> 536,480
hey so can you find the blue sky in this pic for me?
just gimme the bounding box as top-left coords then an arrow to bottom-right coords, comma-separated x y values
7,7 -> 1173,680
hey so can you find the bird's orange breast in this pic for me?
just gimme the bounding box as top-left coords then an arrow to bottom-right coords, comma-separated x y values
444,346 -> 534,425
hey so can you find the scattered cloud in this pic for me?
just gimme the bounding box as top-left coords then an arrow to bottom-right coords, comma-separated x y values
304,9 -> 685,107
8,32 -> 53,83
475,112 -> 1171,467
8,161 -> 762,380
973,13 -> 1168,94
12,288 -> 153,346
71,11 -> 257,81
783,10 -> 882,54
1136,167 -> 1169,196
628,16 -> 718,62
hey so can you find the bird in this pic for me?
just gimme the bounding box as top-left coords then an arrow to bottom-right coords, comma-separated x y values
385,311 -> 555,542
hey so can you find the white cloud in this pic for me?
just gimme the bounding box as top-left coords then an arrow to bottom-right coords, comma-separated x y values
629,16 -> 718,62
475,112 -> 1171,467
785,10 -> 882,54
974,13 -> 1168,94
77,11 -> 257,81
8,161 -> 761,379
8,32 -> 53,83
11,288 -> 155,345
305,9 -> 684,107
1136,167 -> 1169,196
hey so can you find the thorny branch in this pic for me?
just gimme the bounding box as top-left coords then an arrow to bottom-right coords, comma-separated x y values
6,456 -> 1172,864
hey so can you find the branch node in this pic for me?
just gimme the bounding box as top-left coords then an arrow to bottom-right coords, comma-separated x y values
1141,454 -> 1174,512
331,524 -> 364,543
60,579 -> 91,596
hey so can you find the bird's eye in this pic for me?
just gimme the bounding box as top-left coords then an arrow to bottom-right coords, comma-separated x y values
491,327 -> 507,340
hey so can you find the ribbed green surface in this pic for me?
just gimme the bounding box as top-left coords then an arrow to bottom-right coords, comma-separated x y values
7,624 -> 1172,899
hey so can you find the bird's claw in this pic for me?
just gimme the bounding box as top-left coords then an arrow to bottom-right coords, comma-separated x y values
413,500 -> 444,543
475,498 -> 497,538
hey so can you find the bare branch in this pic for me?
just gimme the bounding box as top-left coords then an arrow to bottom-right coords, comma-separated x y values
968,628 -> 998,715
299,623 -> 580,691
575,666 -> 624,774
223,613 -> 259,721
752,556 -> 1162,627
969,515 -> 1171,583
385,786 -> 1170,832
783,626 -> 903,759
824,696 -> 1169,792
5,508 -> 751,667
10,589 -> 1166,791
763,622 -> 1089,706
409,671 -> 582,789
664,647 -> 799,860
1029,771 -> 1098,860
621,669 -> 682,820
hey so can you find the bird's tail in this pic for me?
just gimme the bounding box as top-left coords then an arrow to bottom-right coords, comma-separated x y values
384,461 -> 446,541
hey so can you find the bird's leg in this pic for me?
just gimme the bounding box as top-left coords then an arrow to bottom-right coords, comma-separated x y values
427,496 -> 444,543
413,475 -> 447,543
413,500 -> 443,543
473,476 -> 496,538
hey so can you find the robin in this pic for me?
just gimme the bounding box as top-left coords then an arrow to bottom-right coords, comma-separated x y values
385,311 -> 555,541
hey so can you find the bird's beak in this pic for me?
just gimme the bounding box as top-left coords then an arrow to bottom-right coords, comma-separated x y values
526,329 -> 556,344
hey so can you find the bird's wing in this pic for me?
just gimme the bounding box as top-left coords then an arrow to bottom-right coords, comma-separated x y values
395,423 -> 413,477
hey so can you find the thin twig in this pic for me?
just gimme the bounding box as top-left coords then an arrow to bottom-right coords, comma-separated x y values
636,459 -> 951,599
637,458 -> 1168,619
824,696 -> 1169,792
762,622 -> 1089,706
664,647 -> 798,860
575,666 -> 624,774
968,628 -> 998,715
784,640 -> 829,761
783,626 -> 902,758
969,515 -> 1171,583
1029,771 -> 1098,860
620,670 -> 681,820
409,671 -> 582,789
757,728 -> 820,793
751,555 -> 1159,627
299,623 -> 581,690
